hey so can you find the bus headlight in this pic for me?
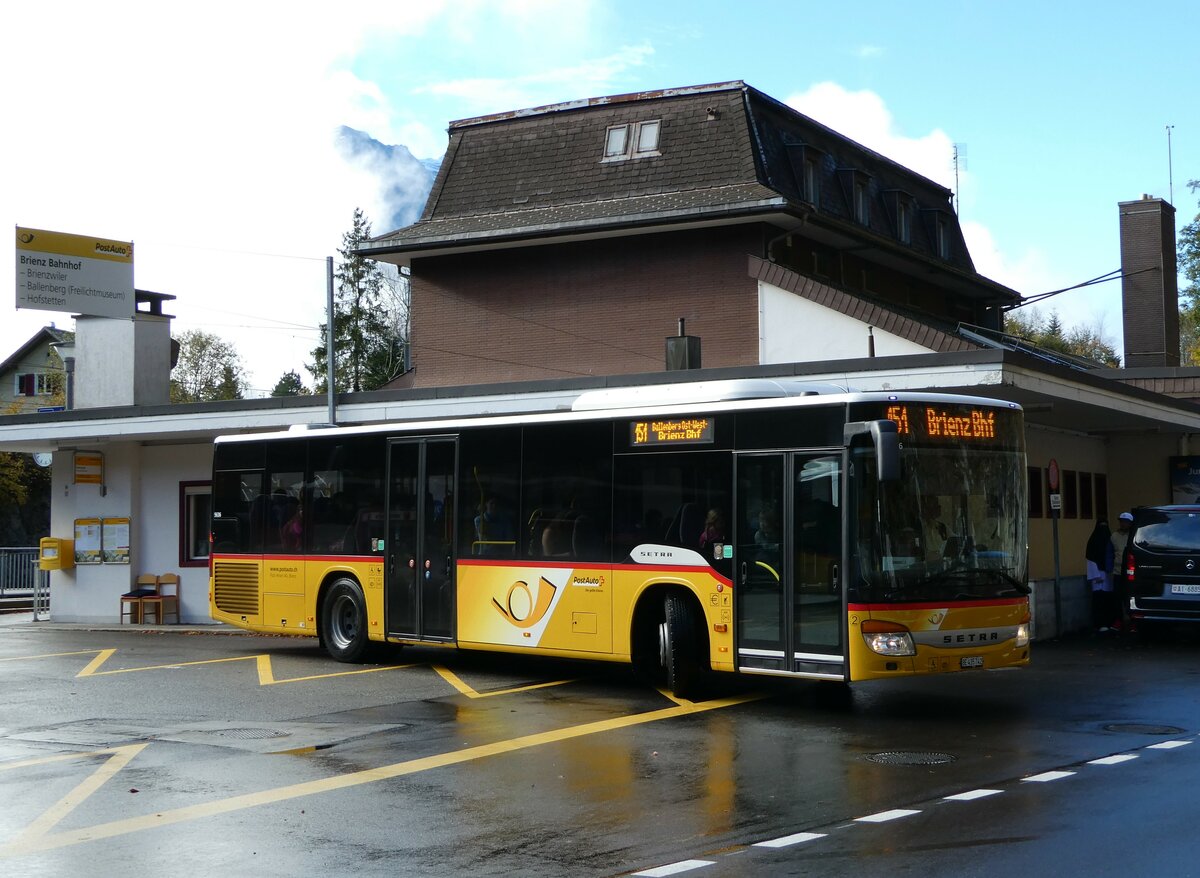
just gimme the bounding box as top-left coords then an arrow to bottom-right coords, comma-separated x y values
861,620 -> 916,657
1015,622 -> 1030,648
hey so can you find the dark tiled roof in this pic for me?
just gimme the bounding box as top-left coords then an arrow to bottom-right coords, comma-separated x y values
366,81 -> 971,264
380,182 -> 785,248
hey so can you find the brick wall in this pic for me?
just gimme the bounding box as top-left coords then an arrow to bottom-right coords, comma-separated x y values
408,226 -> 764,387
1120,196 -> 1179,367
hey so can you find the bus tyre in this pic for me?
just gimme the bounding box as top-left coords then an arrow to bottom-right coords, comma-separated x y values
659,593 -> 706,700
323,579 -> 371,663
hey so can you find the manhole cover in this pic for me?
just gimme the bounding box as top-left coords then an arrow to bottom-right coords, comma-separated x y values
865,751 -> 956,765
205,728 -> 291,740
1102,723 -> 1186,736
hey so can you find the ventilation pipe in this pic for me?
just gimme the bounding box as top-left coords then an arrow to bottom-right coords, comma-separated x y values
666,317 -> 701,371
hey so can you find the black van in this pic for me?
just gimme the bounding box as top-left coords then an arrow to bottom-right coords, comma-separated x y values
1125,505 -> 1200,624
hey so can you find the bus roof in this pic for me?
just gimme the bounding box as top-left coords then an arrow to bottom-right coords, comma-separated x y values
213,381 -> 1021,445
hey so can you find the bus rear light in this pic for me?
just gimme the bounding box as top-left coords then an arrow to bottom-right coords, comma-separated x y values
713,623 -> 728,633
861,620 -> 916,657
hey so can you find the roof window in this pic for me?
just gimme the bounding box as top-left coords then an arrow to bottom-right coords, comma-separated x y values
602,120 -> 661,162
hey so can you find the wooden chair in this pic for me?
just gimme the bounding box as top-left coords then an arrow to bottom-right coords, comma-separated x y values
120,573 -> 159,623
141,573 -> 180,624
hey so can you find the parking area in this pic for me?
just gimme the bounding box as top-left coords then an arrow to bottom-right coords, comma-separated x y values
2,622 -> 1200,877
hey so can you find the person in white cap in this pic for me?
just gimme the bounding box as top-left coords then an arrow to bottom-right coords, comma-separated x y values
1110,512 -> 1135,631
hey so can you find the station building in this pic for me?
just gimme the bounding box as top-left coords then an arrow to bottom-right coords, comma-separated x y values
2,81 -> 1198,636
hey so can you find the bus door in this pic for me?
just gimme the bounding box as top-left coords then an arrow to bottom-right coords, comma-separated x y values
735,451 -> 844,679
386,437 -> 457,641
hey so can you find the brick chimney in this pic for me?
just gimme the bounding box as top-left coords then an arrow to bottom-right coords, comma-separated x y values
1119,195 -> 1179,367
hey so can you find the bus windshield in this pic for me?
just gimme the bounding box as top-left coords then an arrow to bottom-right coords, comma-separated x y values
851,441 -> 1028,604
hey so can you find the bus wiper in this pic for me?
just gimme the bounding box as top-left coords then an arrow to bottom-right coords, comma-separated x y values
922,567 -> 1030,595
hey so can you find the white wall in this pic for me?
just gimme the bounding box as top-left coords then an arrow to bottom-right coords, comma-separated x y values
74,313 -> 171,408
48,441 -> 214,624
758,281 -> 933,364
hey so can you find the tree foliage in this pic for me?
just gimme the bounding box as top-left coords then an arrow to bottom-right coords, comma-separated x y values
309,208 -> 408,393
0,402 -> 52,543
1004,308 -> 1121,367
1178,180 -> 1200,364
170,329 -> 248,402
271,370 -> 308,396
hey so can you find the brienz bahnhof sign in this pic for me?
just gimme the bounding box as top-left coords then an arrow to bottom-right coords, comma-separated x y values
15,226 -> 134,319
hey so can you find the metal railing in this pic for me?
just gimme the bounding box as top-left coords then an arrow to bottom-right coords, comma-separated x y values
0,547 -> 39,597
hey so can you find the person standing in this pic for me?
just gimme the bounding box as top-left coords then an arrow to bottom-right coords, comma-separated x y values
1110,512 -> 1134,632
1085,519 -> 1115,632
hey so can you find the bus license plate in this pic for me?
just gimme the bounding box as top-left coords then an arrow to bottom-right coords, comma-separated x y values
960,656 -> 984,669
1170,584 -> 1200,594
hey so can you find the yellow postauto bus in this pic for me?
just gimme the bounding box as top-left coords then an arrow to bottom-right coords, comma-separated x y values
209,380 -> 1030,698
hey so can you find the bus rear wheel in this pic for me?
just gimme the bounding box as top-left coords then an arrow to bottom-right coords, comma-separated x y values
659,593 -> 706,700
323,579 -> 371,663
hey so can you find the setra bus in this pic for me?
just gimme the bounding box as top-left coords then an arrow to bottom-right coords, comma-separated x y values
209,379 -> 1030,698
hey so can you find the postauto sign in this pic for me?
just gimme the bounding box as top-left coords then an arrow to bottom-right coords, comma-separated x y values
15,226 -> 134,319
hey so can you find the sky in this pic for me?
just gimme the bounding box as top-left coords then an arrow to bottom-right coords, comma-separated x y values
3,1 -> 1197,395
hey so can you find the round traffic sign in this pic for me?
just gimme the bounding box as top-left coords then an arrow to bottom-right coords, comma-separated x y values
1047,458 -> 1060,491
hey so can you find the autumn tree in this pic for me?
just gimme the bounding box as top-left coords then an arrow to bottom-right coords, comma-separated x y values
1178,180 -> 1200,364
1004,308 -> 1121,367
309,208 -> 407,392
170,329 -> 248,402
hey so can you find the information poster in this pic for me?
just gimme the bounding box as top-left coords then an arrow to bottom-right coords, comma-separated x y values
1170,457 -> 1200,504
74,518 -> 102,564
102,517 -> 131,564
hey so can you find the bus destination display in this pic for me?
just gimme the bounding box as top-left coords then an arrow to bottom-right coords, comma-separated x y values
630,417 -> 714,447
886,404 -> 998,442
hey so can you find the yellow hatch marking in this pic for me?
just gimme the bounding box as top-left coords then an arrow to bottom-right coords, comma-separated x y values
432,665 -> 575,698
1,744 -> 147,850
74,649 -> 412,686
0,692 -> 760,857
0,650 -> 112,664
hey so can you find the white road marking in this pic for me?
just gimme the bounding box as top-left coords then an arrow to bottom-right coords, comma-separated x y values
944,788 -> 1003,801
1089,754 -> 1138,765
1147,740 -> 1191,750
1022,770 -> 1076,782
754,831 -> 827,848
856,808 -> 920,823
633,860 -> 715,876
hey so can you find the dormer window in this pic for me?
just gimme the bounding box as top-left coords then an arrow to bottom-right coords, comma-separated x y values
854,180 -> 870,225
784,142 -> 822,205
837,168 -> 873,225
602,120 -> 661,162
886,190 -> 916,245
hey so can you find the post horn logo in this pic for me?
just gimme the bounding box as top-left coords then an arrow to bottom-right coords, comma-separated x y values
492,577 -> 558,628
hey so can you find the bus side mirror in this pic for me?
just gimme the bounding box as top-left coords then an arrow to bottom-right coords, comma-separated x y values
871,420 -> 899,482
844,419 -> 900,482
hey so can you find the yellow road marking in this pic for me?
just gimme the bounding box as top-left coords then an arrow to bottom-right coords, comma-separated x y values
0,691 -> 761,857
432,665 -> 574,698
0,650 -> 109,664
9,744 -> 147,846
75,649 -> 413,685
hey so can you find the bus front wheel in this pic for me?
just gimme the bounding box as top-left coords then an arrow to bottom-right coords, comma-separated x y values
323,579 -> 371,663
659,593 -> 706,700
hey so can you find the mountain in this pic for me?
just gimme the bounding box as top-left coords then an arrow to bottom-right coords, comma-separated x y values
335,126 -> 441,232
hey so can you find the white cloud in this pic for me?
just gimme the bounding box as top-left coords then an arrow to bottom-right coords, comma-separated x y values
783,82 -> 958,191
855,45 -> 885,59
418,43 -> 656,116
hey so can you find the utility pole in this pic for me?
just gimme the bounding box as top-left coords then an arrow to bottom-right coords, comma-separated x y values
1166,125 -> 1175,205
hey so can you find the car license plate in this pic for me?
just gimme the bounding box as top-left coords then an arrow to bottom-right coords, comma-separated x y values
1169,584 -> 1200,595
960,655 -> 984,669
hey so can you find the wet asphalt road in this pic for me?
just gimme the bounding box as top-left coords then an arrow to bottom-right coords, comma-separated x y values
1,623 -> 1198,877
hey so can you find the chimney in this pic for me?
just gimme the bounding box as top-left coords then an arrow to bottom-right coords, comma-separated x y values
665,318 -> 701,371
1119,195 -> 1179,367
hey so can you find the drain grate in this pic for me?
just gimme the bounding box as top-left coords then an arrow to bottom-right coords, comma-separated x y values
204,727 -> 291,740
865,750 -> 956,765
1103,723 -> 1186,736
